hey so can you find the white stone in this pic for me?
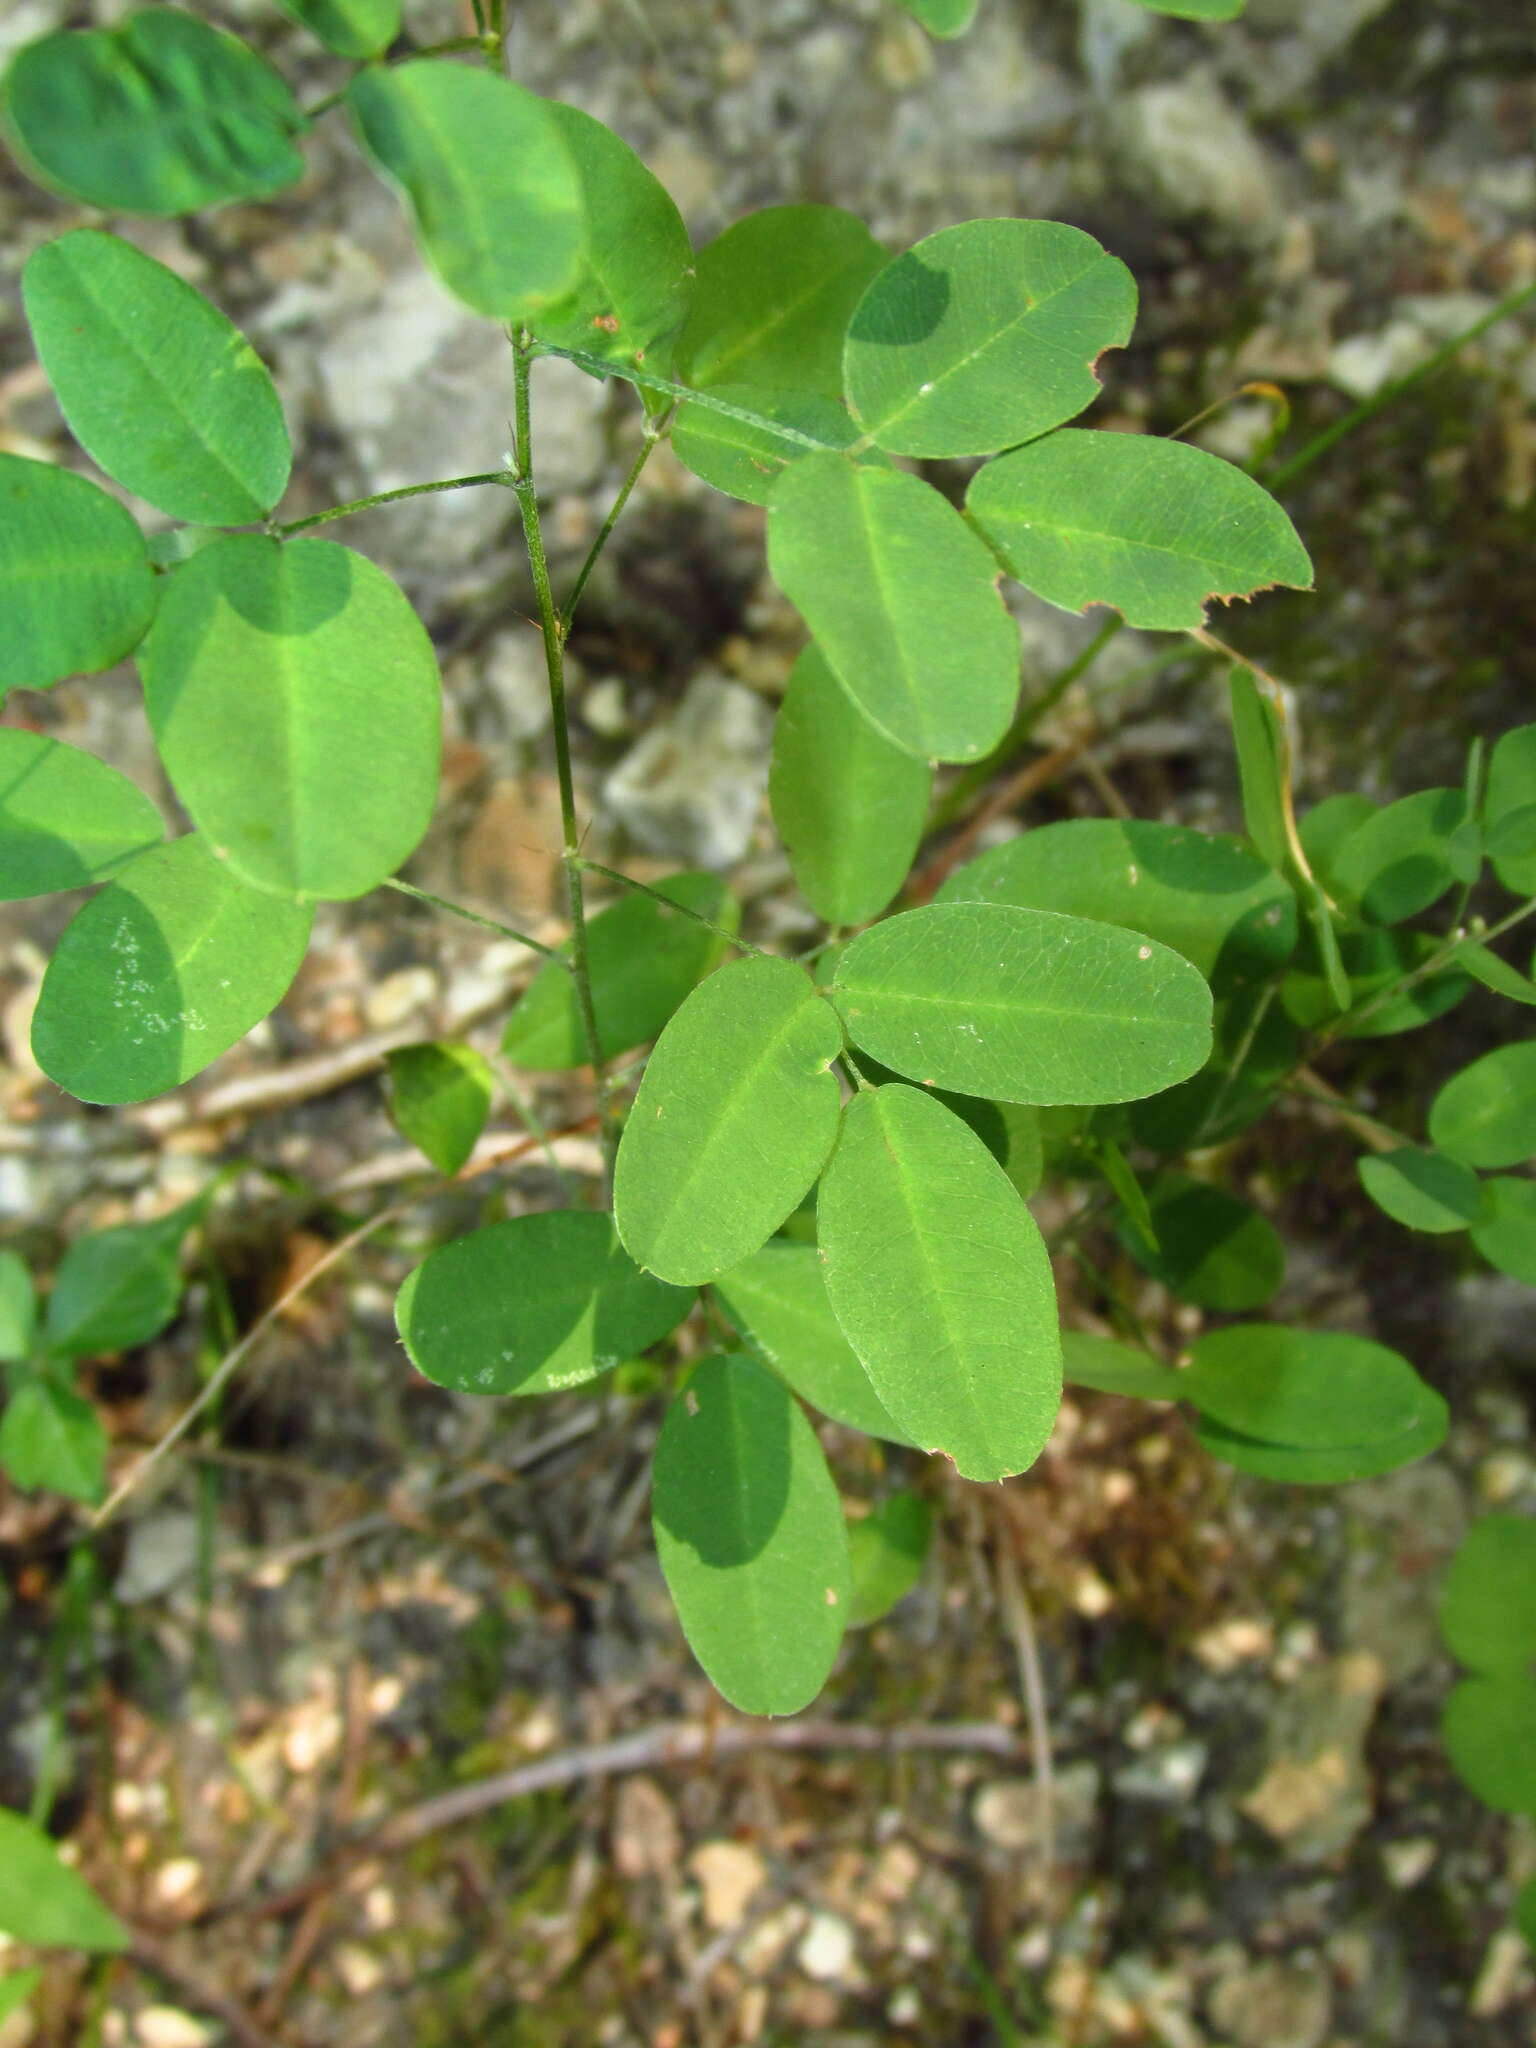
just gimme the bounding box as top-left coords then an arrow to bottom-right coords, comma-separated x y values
796,1910 -> 857,1983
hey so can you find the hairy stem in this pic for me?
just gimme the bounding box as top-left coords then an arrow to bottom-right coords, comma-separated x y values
576,857 -> 771,958
562,414 -> 670,632
273,471 -> 514,538
381,876 -> 570,969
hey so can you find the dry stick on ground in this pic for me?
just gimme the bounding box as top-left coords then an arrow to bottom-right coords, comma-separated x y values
906,736 -> 1091,906
992,1511 -> 1057,1886
126,1929 -> 290,2048
213,1718 -> 1024,1927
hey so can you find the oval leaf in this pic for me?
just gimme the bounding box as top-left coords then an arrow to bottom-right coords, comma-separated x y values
1061,1330 -> 1183,1402
767,455 -> 1020,763
652,1354 -> 849,1715
24,229 -> 292,526
396,1212 -> 692,1397
898,0 -> 980,34
31,834 -> 312,1105
1443,1675 -> 1536,1815
43,1204 -> 194,1358
0,1253 -> 37,1365
1471,1177 -> 1536,1286
1439,1516 -> 1536,1676
384,1041 -> 493,1176
0,455 -> 155,697
1357,1148 -> 1481,1235
1180,1324 -> 1434,1452
713,1237 -> 911,1444
1118,1176 -> 1284,1312
672,386 -> 871,506
1485,723 -> 1536,897
1329,787 -> 1466,925
4,10 -> 305,215
1429,1043 -> 1536,1170
1191,1385 -> 1448,1484
0,731 -> 163,901
502,873 -> 737,1070
674,205 -> 887,397
832,902 -> 1213,1106
140,535 -> 441,901
847,1492 -> 932,1628
0,1810 -> 126,1950
347,62 -> 585,320
613,956 -> 844,1284
937,818 -> 1295,988
273,0 -> 400,58
770,643 -> 931,926
968,429 -> 1312,631
844,218 -> 1136,458
0,1376 -> 107,1503
818,1085 -> 1062,1482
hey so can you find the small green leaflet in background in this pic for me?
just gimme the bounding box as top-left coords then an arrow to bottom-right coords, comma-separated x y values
1180,1324 -> 1436,1454
1124,0 -> 1245,16
0,455 -> 156,699
1471,1178 -> 1536,1286
347,62 -> 585,321
651,1354 -> 849,1715
832,902 -> 1213,1106
43,1202 -> 195,1358
672,388 -> 872,506
396,1213 -> 692,1396
674,206 -> 888,397
896,0 -> 980,36
613,956 -> 844,1285
936,818 -> 1295,989
1117,1175 -> 1284,1312
140,535 -> 441,901
1328,787 -> 1467,925
1357,1148 -> 1482,1235
843,219 -> 1136,458
0,1809 -> 127,1949
273,0 -> 400,58
847,1492 -> 932,1627
1429,1042 -> 1536,1169
0,1377 -> 106,1502
385,1042 -> 494,1176
0,731 -> 163,901
818,1086 -> 1062,1482
1484,723 -> 1536,896
532,101 -> 693,379
1061,1330 -> 1183,1402
31,834 -> 313,1106
1282,928 -> 1468,1038
770,644 -> 931,926
769,456 -> 1019,763
1439,1516 -> 1536,1675
1443,1677 -> 1536,1814
502,873 -> 736,1069
1192,1387 -> 1449,1485
0,1254 -> 36,1362
0,1974 -> 41,2027
968,431 -> 1312,631
2,10 -> 306,215
1228,665 -> 1292,874
1298,792 -> 1376,896
23,230 -> 292,528
1460,942 -> 1536,1009
712,1237 -> 911,1444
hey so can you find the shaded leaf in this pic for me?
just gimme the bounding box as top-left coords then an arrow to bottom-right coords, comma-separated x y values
897,0 -> 980,35
0,1254 -> 36,1365
818,1085 -> 1061,1482
1118,1175 -> 1284,1311
273,0 -> 399,58
23,229 -> 291,526
140,535 -> 441,901
0,454 -> 155,698
1180,1323 -> 1434,1451
1358,1148 -> 1481,1235
847,1492 -> 932,1627
384,1041 -> 493,1176
672,387 -> 871,505
1061,1330 -> 1183,1402
1429,1042 -> 1536,1169
0,1376 -> 106,1503
43,1203 -> 194,1357
1329,786 -> 1466,925
1443,1675 -> 1536,1814
1439,1515 -> 1536,1674
1282,927 -> 1470,1038
0,1975 -> 41,2028
0,730 -> 163,901
1298,792 -> 1376,895
1228,664 -> 1290,873
652,1354 -> 849,1714
1485,723 -> 1536,897
0,1810 -> 126,1949
1460,942 -> 1536,1008
1191,1383 -> 1448,1484
1471,1178 -> 1536,1287
1124,0 -> 1245,15
396,1212 -> 692,1396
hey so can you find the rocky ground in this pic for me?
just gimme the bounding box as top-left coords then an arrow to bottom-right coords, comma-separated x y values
2,1 -> 1535,2043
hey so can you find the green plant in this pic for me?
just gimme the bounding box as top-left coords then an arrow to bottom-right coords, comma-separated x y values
0,1805 -> 127,2018
1,6 -> 1534,1747
896,0 -> 1245,40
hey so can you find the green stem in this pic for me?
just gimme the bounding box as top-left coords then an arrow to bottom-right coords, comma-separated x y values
382,876 -> 571,969
1318,892 -> 1536,1044
510,334 -> 615,1175
562,417 -> 669,632
526,339 -> 844,453
273,471 -> 514,537
575,858 -> 771,958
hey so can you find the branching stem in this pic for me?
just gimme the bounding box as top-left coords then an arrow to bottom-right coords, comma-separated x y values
273,471 -> 513,538
381,876 -> 570,970
576,858 -> 771,959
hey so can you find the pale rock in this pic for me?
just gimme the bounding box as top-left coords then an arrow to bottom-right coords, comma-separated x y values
333,1942 -> 387,1996
114,1513 -> 200,1605
1382,1837 -> 1436,1889
1328,323 -> 1431,401
796,1911 -> 857,1984
1240,1651 -> 1385,1859
974,1761 -> 1101,1858
0,1 -> 67,65
1207,1956 -> 1330,2048
132,2012 -> 213,2048
1341,1463 -> 1464,1683
1113,1738 -> 1208,1805
738,1902 -> 808,1976
611,1775 -> 682,1881
689,1839 -> 768,1931
603,676 -> 771,868
1115,73 -> 1283,245
362,967 -> 438,1032
477,630 -> 557,744
1079,0 -> 1155,98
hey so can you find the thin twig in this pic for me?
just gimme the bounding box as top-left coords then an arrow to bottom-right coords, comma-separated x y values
906,739 -> 1089,906
993,1523 -> 1056,1881
561,417 -> 668,631
127,1930 -> 288,2048
576,858 -> 771,957
272,471 -> 514,538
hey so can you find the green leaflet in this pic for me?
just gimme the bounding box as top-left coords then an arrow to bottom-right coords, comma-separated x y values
1061,1330 -> 1183,1402
502,873 -> 737,1070
1439,1516 -> 1536,1676
0,1377 -> 106,1503
844,218 -> 1136,458
968,430 -> 1312,631
818,1086 -> 1062,1482
2,9 -> 306,215
1228,666 -> 1293,875
1191,1389 -> 1448,1485
896,0 -> 980,35
613,956 -> 844,1285
712,1238 -> 911,1444
770,643 -> 931,926
847,1492 -> 932,1628
1443,1677 -> 1536,1815
1460,942 -> 1536,1008
0,454 -> 156,698
31,834 -> 313,1106
396,1212 -> 692,1397
1471,1178 -> 1536,1286
1179,1324 -> 1434,1453
0,1810 -> 127,1950
674,205 -> 887,398
1517,1878 -> 1536,1954
672,387 -> 875,506
0,1254 -> 36,1364
272,0 -> 400,58
530,101 -> 693,377
0,1974 -> 41,2027
651,1354 -> 849,1715
1298,792 -> 1376,894
937,818 -> 1295,989
767,456 -> 1020,763
1429,1042 -> 1536,1169
384,1041 -> 494,1176
23,230 -> 292,527
0,730 -> 163,901
1357,1148 -> 1482,1235
1282,928 -> 1470,1039
43,1204 -> 195,1358
1123,0 -> 1245,15
139,535 -> 441,901
347,62 -> 585,321
1485,724 -> 1536,897
1328,787 -> 1467,925
1117,1175 -> 1284,1312
831,902 -> 1213,1106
